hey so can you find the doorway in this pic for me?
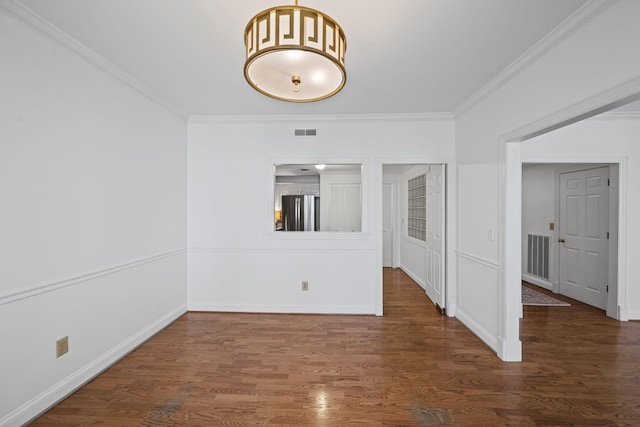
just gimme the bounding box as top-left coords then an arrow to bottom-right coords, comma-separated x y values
522,163 -> 618,316
501,88 -> 640,361
381,163 -> 448,314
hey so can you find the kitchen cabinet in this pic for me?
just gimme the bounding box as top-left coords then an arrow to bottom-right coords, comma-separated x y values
328,183 -> 361,232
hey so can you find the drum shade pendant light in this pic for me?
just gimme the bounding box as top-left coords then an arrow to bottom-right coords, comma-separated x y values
244,0 -> 347,102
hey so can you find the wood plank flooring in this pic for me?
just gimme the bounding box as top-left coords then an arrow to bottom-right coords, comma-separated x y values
32,269 -> 640,426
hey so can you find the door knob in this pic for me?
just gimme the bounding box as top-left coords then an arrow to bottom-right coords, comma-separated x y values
558,237 -> 566,243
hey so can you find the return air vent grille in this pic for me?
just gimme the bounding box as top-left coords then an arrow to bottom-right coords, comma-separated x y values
294,129 -> 317,136
527,234 -> 549,279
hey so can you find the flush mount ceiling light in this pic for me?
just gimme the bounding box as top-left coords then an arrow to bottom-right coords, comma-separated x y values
244,1 -> 347,102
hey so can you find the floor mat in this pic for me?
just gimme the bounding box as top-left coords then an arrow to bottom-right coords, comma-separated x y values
522,286 -> 570,306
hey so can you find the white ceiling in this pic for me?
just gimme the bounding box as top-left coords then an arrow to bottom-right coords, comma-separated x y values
12,0 -> 590,117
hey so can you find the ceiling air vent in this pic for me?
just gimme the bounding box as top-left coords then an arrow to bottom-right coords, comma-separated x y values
294,129 -> 317,136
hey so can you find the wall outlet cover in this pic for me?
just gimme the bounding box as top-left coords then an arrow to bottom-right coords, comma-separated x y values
56,336 -> 69,358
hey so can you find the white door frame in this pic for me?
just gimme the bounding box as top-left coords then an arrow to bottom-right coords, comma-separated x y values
376,159 -> 457,317
521,163 -> 619,316
382,181 -> 396,268
516,155 -> 627,305
501,147 -> 630,362
499,77 -> 639,361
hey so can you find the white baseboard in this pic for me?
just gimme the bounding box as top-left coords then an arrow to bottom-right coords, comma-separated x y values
497,336 -> 522,362
188,303 -> 374,315
2,304 -> 187,427
399,265 -> 426,290
521,274 -> 554,291
454,307 -> 499,354
625,306 -> 639,320
445,303 -> 457,317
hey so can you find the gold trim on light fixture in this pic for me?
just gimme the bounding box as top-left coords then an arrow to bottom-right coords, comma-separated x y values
292,75 -> 301,92
244,2 -> 347,102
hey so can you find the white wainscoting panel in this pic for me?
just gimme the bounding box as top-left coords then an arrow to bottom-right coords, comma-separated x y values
455,250 -> 500,353
188,248 -> 377,314
0,251 -> 187,427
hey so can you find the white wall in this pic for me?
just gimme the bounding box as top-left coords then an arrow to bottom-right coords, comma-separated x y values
455,0 -> 640,360
0,12 -> 187,425
187,116 -> 454,315
522,115 -> 640,318
398,165 -> 429,288
521,164 -> 557,289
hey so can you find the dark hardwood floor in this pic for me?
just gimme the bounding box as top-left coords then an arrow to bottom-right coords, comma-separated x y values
32,269 -> 640,426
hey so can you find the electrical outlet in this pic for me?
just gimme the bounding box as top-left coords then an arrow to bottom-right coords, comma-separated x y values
302,281 -> 309,291
56,336 -> 69,358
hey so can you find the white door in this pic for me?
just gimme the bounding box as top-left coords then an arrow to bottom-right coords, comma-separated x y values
382,183 -> 394,267
559,167 -> 609,309
425,165 -> 446,312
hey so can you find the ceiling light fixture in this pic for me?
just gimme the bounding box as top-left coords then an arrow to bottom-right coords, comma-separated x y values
244,0 -> 347,102
314,164 -> 326,170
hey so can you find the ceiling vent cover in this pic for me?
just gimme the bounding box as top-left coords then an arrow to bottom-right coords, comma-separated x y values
294,129 -> 317,136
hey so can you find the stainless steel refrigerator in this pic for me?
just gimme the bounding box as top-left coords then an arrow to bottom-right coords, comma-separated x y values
282,195 -> 320,231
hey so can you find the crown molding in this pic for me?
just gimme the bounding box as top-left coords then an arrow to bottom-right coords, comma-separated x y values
189,112 -> 454,125
589,111 -> 640,121
502,73 -> 640,142
0,0 -> 189,121
454,0 -> 619,117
